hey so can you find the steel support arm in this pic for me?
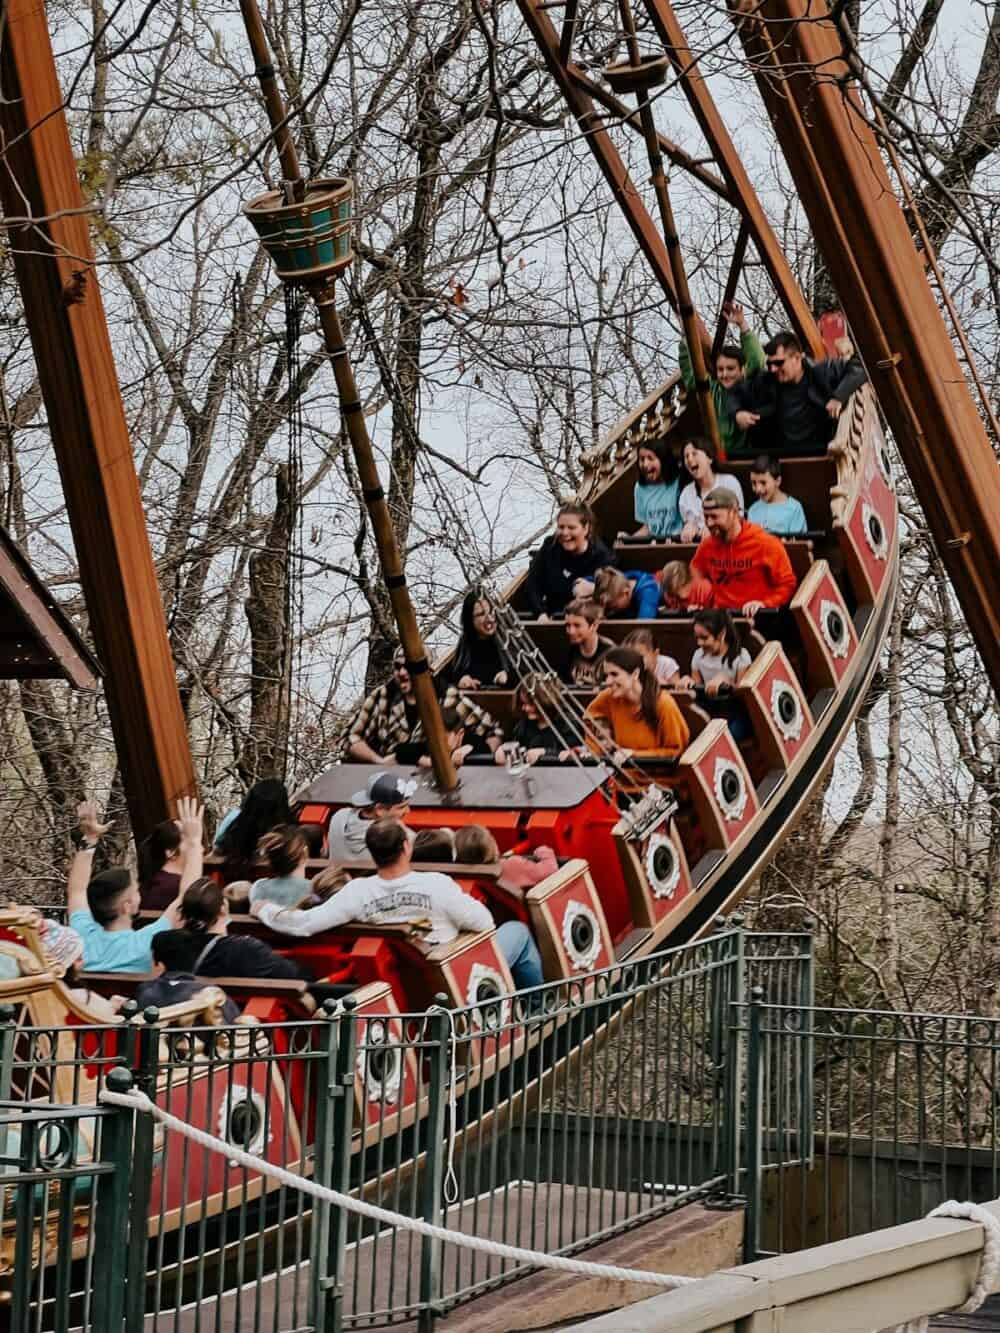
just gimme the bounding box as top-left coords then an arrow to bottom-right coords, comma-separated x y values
0,0 -> 197,837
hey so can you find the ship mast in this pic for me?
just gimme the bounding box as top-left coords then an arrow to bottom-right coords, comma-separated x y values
237,0 -> 459,791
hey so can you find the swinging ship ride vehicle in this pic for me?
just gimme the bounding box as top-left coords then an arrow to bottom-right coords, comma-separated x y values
6,0 -> 1000,1309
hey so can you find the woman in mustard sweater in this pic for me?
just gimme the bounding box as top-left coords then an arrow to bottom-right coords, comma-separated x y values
585,647 -> 690,765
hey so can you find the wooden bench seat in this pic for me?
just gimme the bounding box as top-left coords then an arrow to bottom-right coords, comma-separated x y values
78,971 -> 311,1003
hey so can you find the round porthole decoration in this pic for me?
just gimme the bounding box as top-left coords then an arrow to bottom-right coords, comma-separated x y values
644,833 -> 681,901
713,757 -> 748,822
357,1018 -> 402,1105
562,902 -> 602,970
466,962 -> 510,1031
819,598 -> 850,659
218,1084 -> 268,1155
862,502 -> 888,560
770,680 -> 803,742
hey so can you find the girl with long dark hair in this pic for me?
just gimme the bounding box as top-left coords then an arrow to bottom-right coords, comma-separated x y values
690,609 -> 751,696
448,590 -> 516,689
584,646 -> 689,764
213,779 -> 292,876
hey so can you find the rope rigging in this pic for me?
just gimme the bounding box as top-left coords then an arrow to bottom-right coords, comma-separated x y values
346,275 -> 679,830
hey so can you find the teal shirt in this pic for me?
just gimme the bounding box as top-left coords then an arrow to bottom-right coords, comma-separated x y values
634,479 -> 680,539
70,909 -> 171,973
748,497 -> 807,536
250,875 -> 311,908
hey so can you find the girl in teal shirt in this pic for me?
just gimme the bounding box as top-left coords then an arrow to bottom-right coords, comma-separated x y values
632,439 -> 680,539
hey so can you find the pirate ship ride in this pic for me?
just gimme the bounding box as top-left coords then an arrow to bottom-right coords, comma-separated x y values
0,0 -> 998,1303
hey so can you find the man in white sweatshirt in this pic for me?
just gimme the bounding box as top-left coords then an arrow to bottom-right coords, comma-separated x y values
252,817 -> 544,990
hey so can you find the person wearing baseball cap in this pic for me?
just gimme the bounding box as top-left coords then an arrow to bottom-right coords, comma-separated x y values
691,486 -> 797,618
326,773 -> 416,864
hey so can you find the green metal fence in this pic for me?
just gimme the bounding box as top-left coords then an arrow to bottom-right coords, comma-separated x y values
0,925 -> 812,1332
739,992 -> 1000,1261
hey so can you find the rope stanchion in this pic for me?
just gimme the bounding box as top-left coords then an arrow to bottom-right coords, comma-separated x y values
886,1201 -> 1000,1333
99,1086 -> 698,1290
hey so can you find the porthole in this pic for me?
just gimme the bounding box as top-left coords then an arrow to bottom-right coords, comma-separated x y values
644,833 -> 681,901
770,680 -> 804,742
819,598 -> 850,659
713,758 -> 748,822
562,903 -> 602,971
466,963 -> 511,1030
218,1085 -> 268,1155
862,501 -> 888,560
357,1018 -> 402,1104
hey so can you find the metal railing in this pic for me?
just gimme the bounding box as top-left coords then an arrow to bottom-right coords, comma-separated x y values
739,992 -> 1000,1261
0,925 -> 813,1332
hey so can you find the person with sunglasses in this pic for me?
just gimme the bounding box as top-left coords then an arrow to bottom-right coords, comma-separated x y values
344,647 -> 505,764
729,331 -> 867,456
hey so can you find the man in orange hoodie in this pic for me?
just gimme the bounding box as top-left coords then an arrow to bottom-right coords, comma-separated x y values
691,488 -> 797,616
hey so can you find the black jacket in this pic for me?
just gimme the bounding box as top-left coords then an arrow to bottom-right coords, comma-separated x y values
446,632 -> 517,688
728,356 -> 867,451
524,537 -> 613,617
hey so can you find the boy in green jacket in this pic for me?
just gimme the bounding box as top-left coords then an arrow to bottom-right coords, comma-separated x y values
678,301 -> 765,457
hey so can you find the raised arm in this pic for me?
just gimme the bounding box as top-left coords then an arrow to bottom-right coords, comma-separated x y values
176,797 -> 205,892
67,800 -> 113,915
251,881 -> 367,936
155,797 -> 205,927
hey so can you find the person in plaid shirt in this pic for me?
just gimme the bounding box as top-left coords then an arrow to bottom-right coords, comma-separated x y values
346,647 -> 505,765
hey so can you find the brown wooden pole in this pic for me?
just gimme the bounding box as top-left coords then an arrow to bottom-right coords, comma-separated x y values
735,0 -> 1000,696
238,0 -> 459,790
616,0 -> 723,454
0,0 -> 197,839
312,291 -> 458,789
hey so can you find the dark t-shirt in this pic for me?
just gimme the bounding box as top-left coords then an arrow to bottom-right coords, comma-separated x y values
136,973 -> 240,1023
561,635 -> 614,689
140,869 -> 180,911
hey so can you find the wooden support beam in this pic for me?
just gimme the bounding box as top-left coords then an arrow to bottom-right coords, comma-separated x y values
0,0 -> 197,836
712,220 -> 750,362
736,0 -> 1000,697
567,66 -> 732,202
640,0 -> 824,356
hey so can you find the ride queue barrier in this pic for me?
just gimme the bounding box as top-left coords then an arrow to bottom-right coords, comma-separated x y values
19,927 -> 1000,1330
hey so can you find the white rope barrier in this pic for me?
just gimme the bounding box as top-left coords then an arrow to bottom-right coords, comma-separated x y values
887,1200 -> 1000,1333
99,1087 -> 699,1289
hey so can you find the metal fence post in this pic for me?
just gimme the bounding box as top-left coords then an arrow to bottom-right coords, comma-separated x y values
744,986 -> 765,1262
721,918 -> 746,1195
92,1067 -> 137,1333
799,918 -> 815,1165
326,996 -> 358,1333
418,1000 -> 451,1333
309,999 -> 342,1333
123,1009 -> 160,1333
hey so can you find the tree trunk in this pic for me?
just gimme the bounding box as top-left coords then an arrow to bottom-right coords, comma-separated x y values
239,464 -> 295,784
